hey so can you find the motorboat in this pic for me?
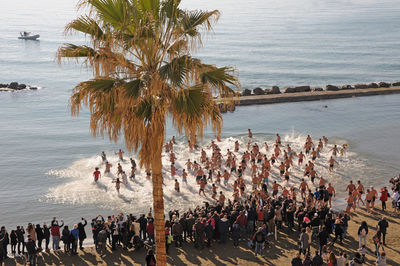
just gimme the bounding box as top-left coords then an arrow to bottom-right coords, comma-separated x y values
18,31 -> 40,40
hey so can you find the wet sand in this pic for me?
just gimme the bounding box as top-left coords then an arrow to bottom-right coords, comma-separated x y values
7,205 -> 400,265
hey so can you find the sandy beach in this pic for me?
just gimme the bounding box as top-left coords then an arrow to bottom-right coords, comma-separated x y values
6,206 -> 399,266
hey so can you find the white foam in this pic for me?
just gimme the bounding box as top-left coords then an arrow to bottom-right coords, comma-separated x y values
44,132 -> 370,213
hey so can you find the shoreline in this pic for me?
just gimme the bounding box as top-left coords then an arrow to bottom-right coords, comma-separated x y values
222,86 -> 400,109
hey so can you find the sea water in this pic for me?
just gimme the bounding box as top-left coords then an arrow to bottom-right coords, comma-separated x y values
0,0 -> 400,230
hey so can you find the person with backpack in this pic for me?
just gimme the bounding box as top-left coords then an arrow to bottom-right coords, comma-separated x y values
358,221 -> 368,248
252,228 -> 265,256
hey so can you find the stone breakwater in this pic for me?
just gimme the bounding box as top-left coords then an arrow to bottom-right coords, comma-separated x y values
218,81 -> 400,112
0,82 -> 38,91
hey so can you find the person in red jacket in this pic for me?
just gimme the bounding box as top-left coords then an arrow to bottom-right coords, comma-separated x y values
146,219 -> 155,244
50,217 -> 64,251
380,187 -> 389,211
236,211 -> 247,241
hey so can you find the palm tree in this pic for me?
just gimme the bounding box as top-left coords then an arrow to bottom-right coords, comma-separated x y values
57,0 -> 239,264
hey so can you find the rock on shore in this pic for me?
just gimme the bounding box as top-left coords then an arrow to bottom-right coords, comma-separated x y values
0,82 -> 38,91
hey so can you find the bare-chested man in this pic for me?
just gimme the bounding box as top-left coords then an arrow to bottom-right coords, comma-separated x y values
104,161 -> 112,174
219,191 -> 226,205
298,151 -> 305,166
196,168 -> 204,184
299,179 -> 309,199
346,180 -> 356,193
327,183 -> 336,208
248,129 -> 253,138
328,156 -> 339,172
272,181 -> 282,198
356,180 -> 365,206
330,145 -> 339,157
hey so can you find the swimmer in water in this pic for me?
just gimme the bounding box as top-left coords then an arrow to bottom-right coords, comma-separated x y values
339,144 -> 348,156
101,151 -> 107,162
112,178 -> 122,194
130,166 -> 136,180
330,145 -> 338,157
328,156 -> 339,172
116,149 -> 124,161
248,129 -> 253,138
327,183 -> 336,208
130,158 -> 136,168
104,161 -> 112,174
93,167 -> 101,182
174,179 -> 180,193
276,133 -> 281,145
182,169 -> 187,183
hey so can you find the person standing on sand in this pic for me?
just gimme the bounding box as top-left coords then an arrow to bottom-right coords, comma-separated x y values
93,167 -> 101,182
174,179 -> 180,193
356,180 -> 365,206
377,217 -> 388,246
370,186 -> 378,210
357,221 -> 368,248
145,249 -> 156,266
51,218 -> 64,251
380,187 -> 389,211
345,191 -> 354,216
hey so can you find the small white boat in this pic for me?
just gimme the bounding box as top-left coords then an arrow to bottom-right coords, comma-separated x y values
18,31 -> 40,40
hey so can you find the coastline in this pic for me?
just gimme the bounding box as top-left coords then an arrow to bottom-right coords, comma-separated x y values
222,86 -> 400,109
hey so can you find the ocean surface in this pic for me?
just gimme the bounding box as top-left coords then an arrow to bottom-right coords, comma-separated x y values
0,0 -> 400,230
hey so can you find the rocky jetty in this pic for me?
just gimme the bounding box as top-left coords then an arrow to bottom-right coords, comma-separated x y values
237,81 -> 400,97
0,82 -> 38,91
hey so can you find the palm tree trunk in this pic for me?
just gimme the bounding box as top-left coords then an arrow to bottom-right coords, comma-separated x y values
152,148 -> 167,265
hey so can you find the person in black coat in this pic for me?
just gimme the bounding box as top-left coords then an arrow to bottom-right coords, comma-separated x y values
204,222 -> 214,247
218,215 -> 229,244
16,226 -> 25,256
317,226 -> 329,253
78,218 -> 87,250
43,223 -> 50,252
138,214 -> 148,240
35,224 -> 44,250
61,226 -> 70,253
0,227 -> 9,260
26,236 -> 37,266
10,230 -> 17,257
